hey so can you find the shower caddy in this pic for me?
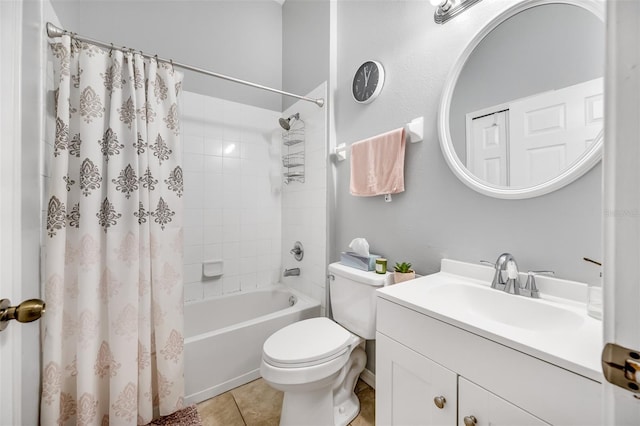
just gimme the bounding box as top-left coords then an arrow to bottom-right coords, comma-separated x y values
282,118 -> 305,184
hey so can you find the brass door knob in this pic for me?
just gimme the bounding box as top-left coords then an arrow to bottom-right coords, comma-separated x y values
463,415 -> 478,426
0,298 -> 46,332
433,396 -> 446,409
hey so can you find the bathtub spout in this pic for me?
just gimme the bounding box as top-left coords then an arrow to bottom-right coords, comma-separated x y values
283,268 -> 300,277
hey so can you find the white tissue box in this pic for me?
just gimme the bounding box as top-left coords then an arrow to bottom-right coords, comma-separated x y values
340,252 -> 381,271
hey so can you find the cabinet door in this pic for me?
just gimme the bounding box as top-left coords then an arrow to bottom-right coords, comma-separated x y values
458,377 -> 549,426
377,332 -> 457,426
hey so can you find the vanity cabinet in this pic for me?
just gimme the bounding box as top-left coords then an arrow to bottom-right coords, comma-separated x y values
377,333 -> 548,426
457,378 -> 548,426
376,297 -> 601,426
376,333 -> 457,425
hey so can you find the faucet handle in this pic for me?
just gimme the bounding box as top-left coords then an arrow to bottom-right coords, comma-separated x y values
480,260 -> 496,268
524,270 -> 554,298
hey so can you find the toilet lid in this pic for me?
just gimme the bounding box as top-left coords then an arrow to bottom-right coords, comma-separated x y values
263,317 -> 353,367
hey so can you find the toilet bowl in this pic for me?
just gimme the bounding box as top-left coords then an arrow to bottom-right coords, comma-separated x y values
261,317 -> 367,426
260,263 -> 391,426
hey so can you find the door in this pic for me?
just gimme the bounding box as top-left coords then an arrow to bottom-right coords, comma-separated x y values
509,78 -> 603,187
458,378 -> 549,426
603,0 -> 640,423
376,332 -> 457,426
467,111 -> 509,186
0,2 -> 44,425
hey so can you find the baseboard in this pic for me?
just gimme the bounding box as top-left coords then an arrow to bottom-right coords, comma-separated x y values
185,369 -> 261,405
359,368 -> 375,389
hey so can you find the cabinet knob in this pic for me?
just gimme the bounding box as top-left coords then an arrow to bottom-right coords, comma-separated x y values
463,415 -> 478,426
433,396 -> 446,409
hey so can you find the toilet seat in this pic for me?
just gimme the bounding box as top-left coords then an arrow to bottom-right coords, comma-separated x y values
263,317 -> 354,368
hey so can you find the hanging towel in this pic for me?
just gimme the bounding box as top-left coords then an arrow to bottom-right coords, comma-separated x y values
350,127 -> 406,196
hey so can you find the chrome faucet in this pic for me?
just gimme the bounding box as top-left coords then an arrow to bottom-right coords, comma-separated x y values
482,254 -> 553,298
481,253 -> 522,295
522,270 -> 554,298
283,268 -> 300,277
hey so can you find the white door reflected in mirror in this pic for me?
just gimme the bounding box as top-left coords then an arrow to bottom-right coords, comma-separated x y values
466,77 -> 603,188
439,0 -> 605,199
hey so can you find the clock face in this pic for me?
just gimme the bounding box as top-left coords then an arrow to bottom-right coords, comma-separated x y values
352,60 -> 385,104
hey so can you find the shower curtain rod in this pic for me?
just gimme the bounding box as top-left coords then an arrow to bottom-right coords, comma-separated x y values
46,22 -> 325,108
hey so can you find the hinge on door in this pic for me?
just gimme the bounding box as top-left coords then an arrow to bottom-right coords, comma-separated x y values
602,343 -> 640,393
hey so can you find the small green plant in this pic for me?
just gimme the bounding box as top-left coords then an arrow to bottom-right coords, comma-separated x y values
394,262 -> 413,273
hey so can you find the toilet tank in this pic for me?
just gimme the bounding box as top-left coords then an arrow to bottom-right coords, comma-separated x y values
328,262 -> 392,339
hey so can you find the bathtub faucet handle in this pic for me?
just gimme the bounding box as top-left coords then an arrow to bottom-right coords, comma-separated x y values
290,241 -> 304,261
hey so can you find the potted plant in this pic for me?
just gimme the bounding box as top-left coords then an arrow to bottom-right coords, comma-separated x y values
393,262 -> 415,284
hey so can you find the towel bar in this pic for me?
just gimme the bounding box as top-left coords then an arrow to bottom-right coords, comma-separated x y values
333,116 -> 423,162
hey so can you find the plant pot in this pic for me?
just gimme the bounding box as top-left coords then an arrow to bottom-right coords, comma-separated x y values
394,270 -> 415,284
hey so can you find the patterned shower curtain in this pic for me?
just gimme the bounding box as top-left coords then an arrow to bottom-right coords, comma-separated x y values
42,35 -> 185,425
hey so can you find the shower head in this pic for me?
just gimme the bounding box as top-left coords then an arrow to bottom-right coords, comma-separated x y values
279,113 -> 300,131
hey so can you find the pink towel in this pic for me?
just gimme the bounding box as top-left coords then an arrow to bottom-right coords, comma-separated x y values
350,128 -> 406,196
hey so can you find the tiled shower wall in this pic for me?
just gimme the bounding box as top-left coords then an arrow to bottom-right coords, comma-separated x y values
280,83 -> 328,314
181,91 -> 283,301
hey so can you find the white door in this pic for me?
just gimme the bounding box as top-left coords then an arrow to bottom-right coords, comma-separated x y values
509,78 -> 603,187
467,111 -> 509,186
0,2 -> 43,425
1,2 -> 23,424
603,0 -> 640,423
376,332 -> 457,426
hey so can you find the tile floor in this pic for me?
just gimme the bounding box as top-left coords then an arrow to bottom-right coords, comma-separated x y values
197,378 -> 375,426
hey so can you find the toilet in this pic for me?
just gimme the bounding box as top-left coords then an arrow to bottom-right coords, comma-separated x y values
260,262 -> 390,426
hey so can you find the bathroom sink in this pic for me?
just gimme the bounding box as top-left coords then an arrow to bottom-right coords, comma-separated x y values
420,280 -> 585,333
377,259 -> 603,381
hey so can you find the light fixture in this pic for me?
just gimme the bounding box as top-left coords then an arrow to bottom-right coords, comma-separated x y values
431,0 -> 483,24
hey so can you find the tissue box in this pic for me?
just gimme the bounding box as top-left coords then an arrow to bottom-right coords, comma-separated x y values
340,251 -> 381,271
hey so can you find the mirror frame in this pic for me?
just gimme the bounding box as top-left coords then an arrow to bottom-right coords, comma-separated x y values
437,0 -> 605,199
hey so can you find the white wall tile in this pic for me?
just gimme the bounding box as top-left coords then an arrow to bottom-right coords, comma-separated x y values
222,275 -> 241,294
204,155 -> 223,174
184,135 -> 204,154
184,226 -> 203,247
203,279 -> 223,298
184,282 -> 204,302
184,245 -> 203,265
182,90 -> 284,301
184,152 -> 204,172
240,273 -> 258,291
204,138 -> 223,157
203,226 -> 223,245
203,243 -> 223,261
184,264 -> 203,284
223,141 -> 240,158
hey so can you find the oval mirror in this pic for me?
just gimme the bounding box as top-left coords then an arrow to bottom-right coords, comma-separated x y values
438,0 -> 605,199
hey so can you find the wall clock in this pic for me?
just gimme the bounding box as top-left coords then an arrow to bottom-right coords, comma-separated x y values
352,60 -> 385,104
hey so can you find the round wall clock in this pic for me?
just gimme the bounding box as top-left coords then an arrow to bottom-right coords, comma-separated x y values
352,60 -> 385,104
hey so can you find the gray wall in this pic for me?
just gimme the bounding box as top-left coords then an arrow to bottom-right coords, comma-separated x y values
50,0 -> 283,110
282,0 -> 330,110
450,3 -> 605,160
334,0 -> 602,285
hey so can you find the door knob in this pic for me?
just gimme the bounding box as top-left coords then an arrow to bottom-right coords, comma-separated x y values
433,395 -> 446,409
0,298 -> 46,332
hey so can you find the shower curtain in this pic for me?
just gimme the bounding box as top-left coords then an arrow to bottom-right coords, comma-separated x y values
42,35 -> 185,425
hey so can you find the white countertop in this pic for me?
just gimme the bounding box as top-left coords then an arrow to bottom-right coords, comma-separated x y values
377,259 -> 603,382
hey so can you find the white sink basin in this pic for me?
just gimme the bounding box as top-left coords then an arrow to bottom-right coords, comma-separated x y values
423,280 -> 585,332
377,259 -> 603,381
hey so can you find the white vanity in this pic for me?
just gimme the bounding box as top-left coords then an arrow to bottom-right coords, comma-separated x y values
375,259 -> 602,426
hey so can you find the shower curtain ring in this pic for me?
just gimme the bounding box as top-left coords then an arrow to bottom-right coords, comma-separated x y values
109,43 -> 114,57
170,59 -> 175,72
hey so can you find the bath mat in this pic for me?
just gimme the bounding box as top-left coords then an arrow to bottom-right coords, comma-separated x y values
146,405 -> 203,426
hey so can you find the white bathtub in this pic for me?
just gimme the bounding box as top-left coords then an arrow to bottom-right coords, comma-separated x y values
184,285 -> 321,404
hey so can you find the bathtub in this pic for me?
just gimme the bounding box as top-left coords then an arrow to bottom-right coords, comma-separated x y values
184,285 -> 321,404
